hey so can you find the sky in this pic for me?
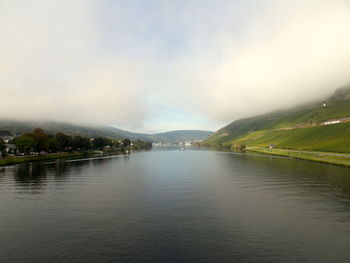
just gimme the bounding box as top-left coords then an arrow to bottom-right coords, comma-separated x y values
1,0 -> 350,133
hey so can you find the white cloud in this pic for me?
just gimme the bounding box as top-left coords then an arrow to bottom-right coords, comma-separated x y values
0,0 -> 149,127
1,0 -> 350,131
162,0 -> 350,122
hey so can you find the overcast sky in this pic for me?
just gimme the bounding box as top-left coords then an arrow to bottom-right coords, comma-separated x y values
1,0 -> 350,133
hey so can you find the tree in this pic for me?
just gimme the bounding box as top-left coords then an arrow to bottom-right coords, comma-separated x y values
72,136 -> 91,151
55,133 -> 73,151
0,138 -> 5,157
112,140 -> 122,147
122,138 -> 131,147
48,136 -> 58,152
133,140 -> 152,149
15,136 -> 35,153
32,128 -> 48,152
92,137 -> 111,150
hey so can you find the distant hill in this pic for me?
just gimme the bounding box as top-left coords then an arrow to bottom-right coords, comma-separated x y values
149,130 -> 213,143
0,120 -> 212,143
204,84 -> 350,153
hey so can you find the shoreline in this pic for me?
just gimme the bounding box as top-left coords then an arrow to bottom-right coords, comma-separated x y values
3,146 -> 350,168
0,151 -> 123,167
246,146 -> 350,167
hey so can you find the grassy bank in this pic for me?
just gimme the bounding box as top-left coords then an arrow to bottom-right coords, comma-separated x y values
206,122 -> 350,153
235,122 -> 350,153
247,147 -> 350,167
0,152 -> 95,166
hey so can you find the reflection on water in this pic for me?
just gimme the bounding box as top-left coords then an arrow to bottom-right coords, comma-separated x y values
14,164 -> 48,193
244,153 -> 350,199
0,149 -> 350,263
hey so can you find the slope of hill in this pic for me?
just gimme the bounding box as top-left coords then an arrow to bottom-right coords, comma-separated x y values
204,85 -> 350,153
0,120 -> 212,143
0,120 -> 133,139
149,130 -> 213,143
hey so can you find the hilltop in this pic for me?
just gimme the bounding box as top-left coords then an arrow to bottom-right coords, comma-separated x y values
0,120 -> 212,143
148,130 -> 212,143
204,85 -> 350,153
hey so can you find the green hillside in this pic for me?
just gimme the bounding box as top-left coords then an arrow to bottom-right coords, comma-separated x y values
204,85 -> 350,153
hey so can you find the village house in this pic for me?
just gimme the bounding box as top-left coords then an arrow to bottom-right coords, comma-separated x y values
5,144 -> 16,155
1,135 -> 13,143
0,131 -> 14,143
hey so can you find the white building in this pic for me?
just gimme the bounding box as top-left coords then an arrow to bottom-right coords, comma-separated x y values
322,120 -> 340,125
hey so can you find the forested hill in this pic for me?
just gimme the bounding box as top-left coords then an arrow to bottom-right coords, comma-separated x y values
204,85 -> 350,153
149,130 -> 213,143
0,120 -> 212,143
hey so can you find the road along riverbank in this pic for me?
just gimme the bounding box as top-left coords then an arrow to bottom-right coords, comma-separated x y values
247,146 -> 350,167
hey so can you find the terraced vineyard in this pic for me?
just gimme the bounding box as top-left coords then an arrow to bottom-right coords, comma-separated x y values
204,85 -> 350,153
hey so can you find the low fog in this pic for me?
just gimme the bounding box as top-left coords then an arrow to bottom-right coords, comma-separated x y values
1,0 -> 350,132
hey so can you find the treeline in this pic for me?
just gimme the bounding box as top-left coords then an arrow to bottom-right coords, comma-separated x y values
4,128 -> 152,155
0,139 -> 5,153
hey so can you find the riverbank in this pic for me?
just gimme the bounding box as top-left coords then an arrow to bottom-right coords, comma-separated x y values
0,146 -> 152,167
247,146 -> 350,167
0,151 -> 101,167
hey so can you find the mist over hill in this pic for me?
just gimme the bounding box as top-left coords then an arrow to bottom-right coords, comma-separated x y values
149,130 -> 212,143
204,85 -> 350,153
0,120 -> 212,143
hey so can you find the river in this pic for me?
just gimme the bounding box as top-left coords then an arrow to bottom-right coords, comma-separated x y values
1,147 -> 350,262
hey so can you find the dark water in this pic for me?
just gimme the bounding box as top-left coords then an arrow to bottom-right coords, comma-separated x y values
1,148 -> 350,263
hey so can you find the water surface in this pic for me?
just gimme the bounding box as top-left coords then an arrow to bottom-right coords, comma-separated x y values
1,148 -> 350,262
